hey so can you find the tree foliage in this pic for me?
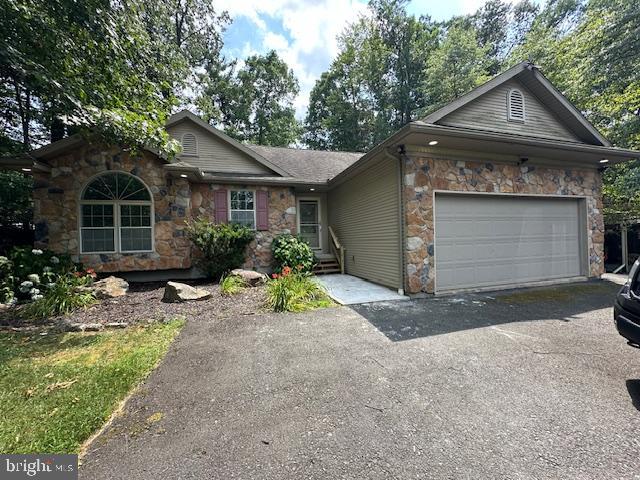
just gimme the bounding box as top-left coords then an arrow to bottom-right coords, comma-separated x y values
199,51 -> 300,146
0,0 -> 229,157
305,0 -> 640,222
422,24 -> 490,111
304,0 -> 438,151
0,171 -> 32,227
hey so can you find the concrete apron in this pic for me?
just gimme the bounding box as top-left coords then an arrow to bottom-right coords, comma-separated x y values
315,274 -> 409,305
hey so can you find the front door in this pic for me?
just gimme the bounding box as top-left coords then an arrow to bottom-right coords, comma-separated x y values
299,200 -> 321,250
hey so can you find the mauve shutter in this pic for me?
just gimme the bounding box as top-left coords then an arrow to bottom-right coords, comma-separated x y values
256,190 -> 269,231
214,189 -> 228,223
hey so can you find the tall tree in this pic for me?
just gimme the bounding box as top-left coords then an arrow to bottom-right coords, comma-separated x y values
304,0 -> 437,151
511,0 -> 640,222
199,51 -> 300,146
473,0 -> 512,74
0,0 -> 229,156
421,24 -> 491,110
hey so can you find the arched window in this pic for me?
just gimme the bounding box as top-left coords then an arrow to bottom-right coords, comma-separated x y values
507,88 -> 525,122
80,172 -> 153,253
181,133 -> 198,156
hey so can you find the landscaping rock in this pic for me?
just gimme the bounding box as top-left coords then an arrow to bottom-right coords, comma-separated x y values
93,276 -> 129,299
65,322 -> 103,332
230,269 -> 268,287
105,322 -> 129,329
162,282 -> 212,303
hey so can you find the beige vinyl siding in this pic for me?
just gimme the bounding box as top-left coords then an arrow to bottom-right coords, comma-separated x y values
439,79 -> 581,143
167,121 -> 273,175
328,154 -> 401,288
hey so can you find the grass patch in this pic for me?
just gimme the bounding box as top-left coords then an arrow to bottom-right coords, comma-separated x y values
219,275 -> 246,296
495,282 -> 615,304
0,319 -> 183,453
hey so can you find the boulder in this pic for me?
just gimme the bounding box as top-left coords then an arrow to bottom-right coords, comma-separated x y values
93,276 -> 129,299
230,269 -> 268,287
162,281 -> 212,303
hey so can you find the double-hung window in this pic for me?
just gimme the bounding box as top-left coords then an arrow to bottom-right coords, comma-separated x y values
229,190 -> 256,229
80,172 -> 153,253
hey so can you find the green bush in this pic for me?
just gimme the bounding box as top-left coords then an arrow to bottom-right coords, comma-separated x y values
271,234 -> 315,273
266,267 -> 332,312
185,218 -> 255,279
22,273 -> 96,320
220,274 -> 246,296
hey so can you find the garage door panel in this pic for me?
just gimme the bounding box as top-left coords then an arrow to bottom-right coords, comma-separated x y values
435,194 -> 583,291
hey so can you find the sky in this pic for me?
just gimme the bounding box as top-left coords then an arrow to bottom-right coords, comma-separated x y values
217,0 -> 545,119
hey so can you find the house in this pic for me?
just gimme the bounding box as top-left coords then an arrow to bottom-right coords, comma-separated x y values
2,62 -> 639,295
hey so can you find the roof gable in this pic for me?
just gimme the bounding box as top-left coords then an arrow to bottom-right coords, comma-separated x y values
165,110 -> 289,176
422,62 -> 610,147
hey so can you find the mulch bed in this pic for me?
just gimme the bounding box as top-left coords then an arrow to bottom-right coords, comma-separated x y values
0,281 -> 268,330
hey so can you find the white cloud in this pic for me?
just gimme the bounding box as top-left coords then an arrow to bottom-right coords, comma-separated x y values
217,0 -> 369,119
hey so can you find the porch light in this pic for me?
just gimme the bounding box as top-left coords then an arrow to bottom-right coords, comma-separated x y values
180,174 -> 188,178
21,167 -> 31,172
599,159 -> 609,164
310,188 -> 315,191
428,140 -> 438,146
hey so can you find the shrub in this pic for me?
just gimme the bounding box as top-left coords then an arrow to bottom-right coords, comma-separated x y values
220,274 -> 246,296
266,267 -> 332,312
0,247 -> 76,304
185,218 -> 255,279
22,273 -> 96,320
271,234 -> 315,273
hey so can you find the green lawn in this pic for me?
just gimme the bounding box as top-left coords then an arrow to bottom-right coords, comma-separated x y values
0,320 -> 183,453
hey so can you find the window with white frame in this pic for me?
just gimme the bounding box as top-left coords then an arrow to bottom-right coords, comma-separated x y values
229,190 -> 255,229
80,172 -> 153,253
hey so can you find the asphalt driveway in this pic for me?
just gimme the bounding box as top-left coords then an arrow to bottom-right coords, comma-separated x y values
80,280 -> 640,479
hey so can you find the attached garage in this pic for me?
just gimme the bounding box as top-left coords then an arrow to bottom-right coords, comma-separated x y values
434,193 -> 587,293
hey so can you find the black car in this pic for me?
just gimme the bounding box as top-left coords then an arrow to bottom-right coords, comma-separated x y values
615,259 -> 640,348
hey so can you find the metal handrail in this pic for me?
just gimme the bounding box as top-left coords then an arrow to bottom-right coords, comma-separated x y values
328,226 -> 345,274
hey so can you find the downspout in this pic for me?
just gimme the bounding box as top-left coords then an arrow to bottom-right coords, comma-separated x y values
384,147 -> 406,296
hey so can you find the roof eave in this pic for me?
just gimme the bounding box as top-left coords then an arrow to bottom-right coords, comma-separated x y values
328,125 -> 413,187
198,173 -> 328,188
410,123 -> 639,163
0,154 -> 52,173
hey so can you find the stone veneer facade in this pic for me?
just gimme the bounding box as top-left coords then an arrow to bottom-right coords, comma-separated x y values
33,144 -> 298,274
402,155 -> 604,294
190,183 -> 297,272
33,145 -> 193,272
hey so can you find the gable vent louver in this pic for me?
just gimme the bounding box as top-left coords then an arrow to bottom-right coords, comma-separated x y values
507,88 -> 525,122
181,133 -> 198,156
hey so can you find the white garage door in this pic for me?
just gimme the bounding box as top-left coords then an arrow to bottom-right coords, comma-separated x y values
434,194 -> 584,292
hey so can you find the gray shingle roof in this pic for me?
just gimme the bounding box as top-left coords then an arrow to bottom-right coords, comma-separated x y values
247,145 -> 364,182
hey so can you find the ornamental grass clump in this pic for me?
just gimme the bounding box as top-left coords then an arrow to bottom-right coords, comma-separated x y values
266,266 -> 332,313
220,274 -> 246,296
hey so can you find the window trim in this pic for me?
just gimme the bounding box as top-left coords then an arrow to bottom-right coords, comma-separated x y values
78,172 -> 155,255
228,189 -> 257,230
180,132 -> 198,157
507,88 -> 526,123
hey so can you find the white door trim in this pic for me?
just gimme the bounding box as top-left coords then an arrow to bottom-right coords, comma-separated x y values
297,196 -> 322,251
